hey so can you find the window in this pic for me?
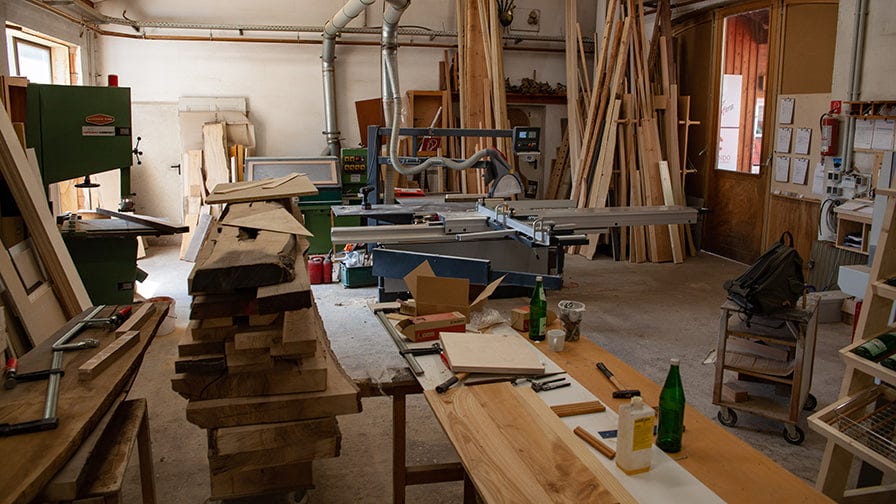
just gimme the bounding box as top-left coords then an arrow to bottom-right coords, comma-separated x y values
5,25 -> 79,85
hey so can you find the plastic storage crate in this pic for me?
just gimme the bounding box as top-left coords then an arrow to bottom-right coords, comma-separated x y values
340,263 -> 376,288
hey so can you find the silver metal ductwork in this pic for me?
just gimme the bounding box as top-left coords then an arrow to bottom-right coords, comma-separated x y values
322,0 -> 377,157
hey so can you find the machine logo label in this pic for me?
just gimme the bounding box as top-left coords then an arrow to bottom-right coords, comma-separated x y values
85,113 -> 115,126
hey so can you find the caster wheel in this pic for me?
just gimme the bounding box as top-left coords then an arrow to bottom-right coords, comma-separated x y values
783,425 -> 805,445
803,393 -> 817,411
717,408 -> 737,427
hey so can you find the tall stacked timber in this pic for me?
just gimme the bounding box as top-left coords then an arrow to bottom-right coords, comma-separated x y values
171,177 -> 361,501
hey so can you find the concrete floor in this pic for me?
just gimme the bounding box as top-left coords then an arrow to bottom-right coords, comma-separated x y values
121,244 -> 850,503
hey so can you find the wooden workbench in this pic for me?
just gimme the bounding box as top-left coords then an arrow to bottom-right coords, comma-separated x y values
0,303 -> 166,504
411,328 -> 831,503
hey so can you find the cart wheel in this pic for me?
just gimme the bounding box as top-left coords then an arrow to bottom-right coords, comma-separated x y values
783,425 -> 805,445
802,394 -> 817,411
717,408 -> 737,427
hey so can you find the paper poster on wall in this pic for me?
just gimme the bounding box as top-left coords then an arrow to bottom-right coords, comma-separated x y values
717,127 -> 741,171
774,156 -> 790,182
720,74 -> 743,128
776,127 -> 792,153
871,119 -> 895,150
794,128 -> 812,155
854,119 -> 874,149
778,97 -> 795,124
812,162 -> 826,196
791,158 -> 809,185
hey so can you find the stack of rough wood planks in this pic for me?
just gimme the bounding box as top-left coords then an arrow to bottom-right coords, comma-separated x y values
566,0 -> 698,262
171,178 -> 361,500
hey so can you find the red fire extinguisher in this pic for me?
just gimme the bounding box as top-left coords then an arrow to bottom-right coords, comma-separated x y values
820,113 -> 839,157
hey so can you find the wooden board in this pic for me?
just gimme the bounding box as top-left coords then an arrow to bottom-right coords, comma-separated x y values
255,267 -> 313,314
172,352 -> 327,400
94,208 -> 188,234
221,207 -> 312,236
225,341 -> 273,374
187,319 -> 237,341
281,305 -> 324,356
114,303 -> 156,335
78,331 -> 140,381
40,395 -> 126,501
188,225 -> 297,294
182,213 -> 213,263
189,293 -> 257,320
202,122 -> 230,196
233,326 -> 280,351
439,332 -> 545,375
205,175 -> 317,204
78,398 -> 150,499
177,330 -> 226,357
208,418 -> 340,473
185,340 -> 360,429
209,460 -> 313,501
0,110 -> 91,317
0,241 -> 66,346
0,304 -> 165,504
425,383 -> 634,503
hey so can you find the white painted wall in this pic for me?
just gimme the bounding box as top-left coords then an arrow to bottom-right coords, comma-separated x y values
832,0 -> 896,101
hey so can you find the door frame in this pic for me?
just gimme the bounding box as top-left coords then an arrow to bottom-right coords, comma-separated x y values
699,0 -> 783,262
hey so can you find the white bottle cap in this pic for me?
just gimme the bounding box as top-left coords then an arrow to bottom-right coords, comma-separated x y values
535,276 -> 543,281
671,358 -> 680,365
631,396 -> 643,406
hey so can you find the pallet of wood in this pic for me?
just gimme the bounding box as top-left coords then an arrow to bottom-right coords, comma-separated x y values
172,184 -> 360,501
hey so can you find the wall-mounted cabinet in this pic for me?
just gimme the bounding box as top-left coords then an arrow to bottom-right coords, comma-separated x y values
834,203 -> 873,255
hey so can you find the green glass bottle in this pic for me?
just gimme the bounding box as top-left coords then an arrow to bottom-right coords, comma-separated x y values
656,358 -> 685,453
529,276 -> 547,342
851,333 -> 896,360
881,356 -> 896,371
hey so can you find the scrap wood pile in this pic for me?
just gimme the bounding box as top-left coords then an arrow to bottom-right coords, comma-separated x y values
171,175 -> 361,500
558,0 -> 699,263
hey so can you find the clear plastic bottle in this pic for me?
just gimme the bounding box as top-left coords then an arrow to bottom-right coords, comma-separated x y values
616,396 -> 654,475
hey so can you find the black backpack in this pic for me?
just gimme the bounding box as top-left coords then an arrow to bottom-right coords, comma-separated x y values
724,232 -> 805,316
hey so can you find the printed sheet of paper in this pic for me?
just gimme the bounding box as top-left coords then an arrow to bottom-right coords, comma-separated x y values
854,119 -> 874,149
812,163 -> 826,196
776,127 -> 792,153
774,156 -> 790,182
871,119 -> 895,151
778,97 -> 795,124
791,158 -> 809,185
794,128 -> 812,155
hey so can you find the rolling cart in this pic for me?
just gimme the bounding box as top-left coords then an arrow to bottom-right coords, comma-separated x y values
713,297 -> 819,444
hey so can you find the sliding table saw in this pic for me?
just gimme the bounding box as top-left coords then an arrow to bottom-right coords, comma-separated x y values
331,198 -> 698,300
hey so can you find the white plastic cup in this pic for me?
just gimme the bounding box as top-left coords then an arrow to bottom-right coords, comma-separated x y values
547,329 -> 566,351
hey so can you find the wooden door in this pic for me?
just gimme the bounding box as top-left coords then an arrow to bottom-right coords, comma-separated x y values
701,2 -> 779,264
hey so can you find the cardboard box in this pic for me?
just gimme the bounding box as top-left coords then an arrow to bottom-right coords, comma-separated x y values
813,290 -> 850,323
397,311 -> 466,342
510,306 -> 558,332
402,261 -> 505,319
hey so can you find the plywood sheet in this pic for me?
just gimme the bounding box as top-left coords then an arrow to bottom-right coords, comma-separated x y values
439,332 -> 545,375
425,383 -> 634,503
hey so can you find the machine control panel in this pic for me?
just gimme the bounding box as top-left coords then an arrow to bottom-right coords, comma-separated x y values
512,127 -> 541,153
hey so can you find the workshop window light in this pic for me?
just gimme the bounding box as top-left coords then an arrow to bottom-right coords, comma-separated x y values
5,24 -> 79,85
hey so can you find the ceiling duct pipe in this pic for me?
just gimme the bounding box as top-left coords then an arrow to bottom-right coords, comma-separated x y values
380,0 -> 521,202
322,0 -> 376,157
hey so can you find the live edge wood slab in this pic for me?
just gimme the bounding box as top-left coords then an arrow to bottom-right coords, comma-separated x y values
527,329 -> 831,504
0,303 -> 166,504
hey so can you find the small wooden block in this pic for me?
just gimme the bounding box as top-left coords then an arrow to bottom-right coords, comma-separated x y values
722,381 -> 750,403
115,303 -> 156,335
78,331 -> 140,381
174,354 -> 227,375
233,327 -> 280,351
188,320 -> 236,341
200,317 -> 234,329
225,341 -> 273,374
249,313 -> 280,327
178,331 -> 226,357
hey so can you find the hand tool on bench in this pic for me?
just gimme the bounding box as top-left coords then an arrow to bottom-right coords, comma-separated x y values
531,377 -> 570,392
374,309 -> 424,375
0,305 -> 131,436
596,362 -> 641,398
4,357 -> 65,390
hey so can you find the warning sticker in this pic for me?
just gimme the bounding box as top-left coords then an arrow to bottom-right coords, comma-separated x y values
82,126 -> 116,136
